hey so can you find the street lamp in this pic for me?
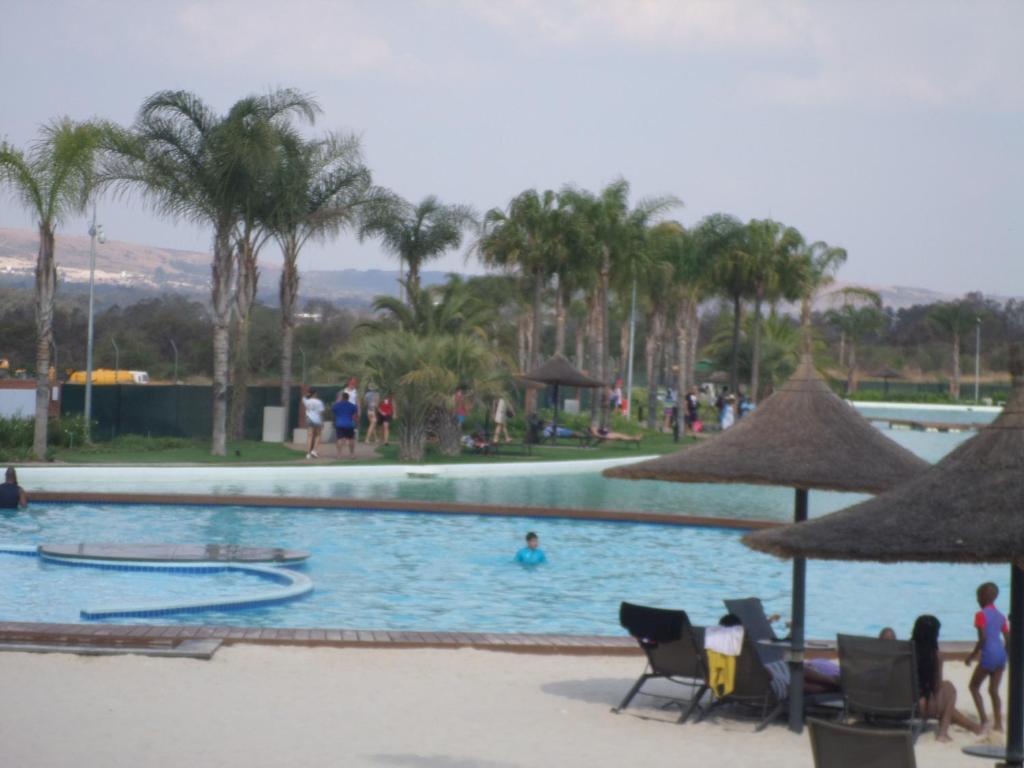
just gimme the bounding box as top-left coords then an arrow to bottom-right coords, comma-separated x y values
169,339 -> 179,384
83,207 -> 105,442
111,336 -> 120,381
975,316 -> 982,403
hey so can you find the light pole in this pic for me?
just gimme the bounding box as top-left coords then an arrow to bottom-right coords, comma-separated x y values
83,207 -> 104,441
169,339 -> 179,384
975,316 -> 981,403
111,337 -> 120,382
299,347 -> 308,387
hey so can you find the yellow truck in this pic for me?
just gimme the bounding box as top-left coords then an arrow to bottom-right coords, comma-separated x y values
68,369 -> 150,385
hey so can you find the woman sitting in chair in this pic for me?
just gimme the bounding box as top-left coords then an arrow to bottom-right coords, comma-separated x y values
912,614 -> 985,741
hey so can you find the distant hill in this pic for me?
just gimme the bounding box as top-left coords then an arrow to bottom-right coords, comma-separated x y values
0,227 -> 447,307
0,227 -> 1015,310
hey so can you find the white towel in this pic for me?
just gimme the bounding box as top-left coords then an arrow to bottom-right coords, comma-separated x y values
704,625 -> 744,656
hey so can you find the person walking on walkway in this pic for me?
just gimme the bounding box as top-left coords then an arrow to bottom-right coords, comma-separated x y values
302,388 -> 325,459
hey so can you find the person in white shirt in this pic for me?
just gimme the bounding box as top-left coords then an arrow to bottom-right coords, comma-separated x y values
302,388 -> 325,459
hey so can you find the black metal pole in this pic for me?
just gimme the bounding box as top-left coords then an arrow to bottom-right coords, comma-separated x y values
789,487 -> 808,734
1003,563 -> 1024,767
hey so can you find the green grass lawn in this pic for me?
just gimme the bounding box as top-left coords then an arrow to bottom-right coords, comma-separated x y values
52,430 -> 690,465
57,436 -> 307,464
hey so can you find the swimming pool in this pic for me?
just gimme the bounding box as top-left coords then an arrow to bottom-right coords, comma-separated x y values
0,501 -> 1006,639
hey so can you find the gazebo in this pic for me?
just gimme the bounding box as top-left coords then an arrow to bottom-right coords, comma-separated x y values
518,355 -> 604,442
745,361 -> 1024,763
604,353 -> 928,731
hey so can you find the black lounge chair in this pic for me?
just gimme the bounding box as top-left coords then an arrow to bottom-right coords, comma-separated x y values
614,602 -> 707,722
697,632 -> 785,730
836,634 -> 925,739
808,718 -> 917,768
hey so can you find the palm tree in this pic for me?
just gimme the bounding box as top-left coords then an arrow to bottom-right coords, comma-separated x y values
929,300 -> 976,399
103,89 -> 318,455
794,239 -> 847,349
265,131 -> 388,412
825,291 -> 885,394
697,213 -> 748,394
743,219 -> 804,402
477,189 -> 564,413
560,180 -> 679,426
639,222 -> 682,428
361,276 -> 494,339
359,195 -> 474,299
0,119 -> 104,458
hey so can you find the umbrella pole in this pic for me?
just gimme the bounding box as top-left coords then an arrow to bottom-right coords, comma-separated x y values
1003,563 -> 1024,767
788,487 -> 808,734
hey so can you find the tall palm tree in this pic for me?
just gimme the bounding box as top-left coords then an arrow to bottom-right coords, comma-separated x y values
477,189 -> 564,413
743,219 -> 804,401
361,276 -> 494,339
794,239 -> 847,349
560,180 -> 678,426
265,131 -> 388,412
825,291 -> 884,394
103,89 -> 319,455
639,222 -> 682,428
697,213 -> 748,393
359,194 -> 474,299
929,300 -> 976,400
0,119 -> 104,458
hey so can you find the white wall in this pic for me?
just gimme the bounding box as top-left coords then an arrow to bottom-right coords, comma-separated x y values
0,389 -> 34,419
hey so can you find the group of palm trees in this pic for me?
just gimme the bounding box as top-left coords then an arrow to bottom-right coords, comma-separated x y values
0,86 -> 849,459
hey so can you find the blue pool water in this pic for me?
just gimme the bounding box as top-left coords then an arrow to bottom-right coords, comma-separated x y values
4,404 -> 997,638
0,501 -> 1007,639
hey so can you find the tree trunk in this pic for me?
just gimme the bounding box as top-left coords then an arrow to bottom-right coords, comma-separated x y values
33,224 -> 56,459
588,291 -> 601,425
554,282 -> 567,358
279,235 -> 300,413
598,249 -> 611,428
675,305 -> 688,404
436,408 -> 462,457
644,310 -> 664,430
951,332 -> 961,400
407,259 -> 420,299
800,297 -> 813,354
210,225 -> 234,456
730,293 -> 742,394
525,267 -> 544,414
750,286 -> 764,402
574,314 -> 585,369
619,322 -> 630,384
838,331 -> 846,368
516,315 -> 528,372
686,298 -> 699,392
398,419 -> 425,462
229,238 -> 259,440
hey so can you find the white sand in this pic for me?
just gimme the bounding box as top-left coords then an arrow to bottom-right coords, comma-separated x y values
0,646 -> 1003,767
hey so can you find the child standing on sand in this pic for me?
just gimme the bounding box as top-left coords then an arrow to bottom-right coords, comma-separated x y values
966,581 -> 1009,731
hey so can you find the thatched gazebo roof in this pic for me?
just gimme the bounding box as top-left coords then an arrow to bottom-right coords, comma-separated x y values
603,354 -> 928,493
744,375 -> 1024,564
518,355 -> 604,389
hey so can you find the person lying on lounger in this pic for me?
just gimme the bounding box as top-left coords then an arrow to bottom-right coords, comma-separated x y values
589,427 -> 641,442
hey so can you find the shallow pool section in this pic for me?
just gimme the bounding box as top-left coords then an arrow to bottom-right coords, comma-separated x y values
0,502 -> 1004,639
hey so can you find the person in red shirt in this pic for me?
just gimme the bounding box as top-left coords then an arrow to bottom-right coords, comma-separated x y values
377,394 -> 395,446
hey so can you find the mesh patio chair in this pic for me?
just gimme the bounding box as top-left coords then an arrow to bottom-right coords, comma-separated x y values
836,634 -> 924,739
614,602 -> 708,722
808,718 -> 917,768
724,596 -> 786,664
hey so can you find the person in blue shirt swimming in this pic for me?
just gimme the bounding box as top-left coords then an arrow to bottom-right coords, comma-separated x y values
515,532 -> 547,565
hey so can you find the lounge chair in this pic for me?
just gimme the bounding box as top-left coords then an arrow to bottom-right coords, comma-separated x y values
696,632 -> 785,730
808,718 -> 917,768
614,602 -> 707,722
723,597 -> 786,664
836,634 -> 925,739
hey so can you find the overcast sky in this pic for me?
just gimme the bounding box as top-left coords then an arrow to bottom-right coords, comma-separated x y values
2,0 -> 1022,294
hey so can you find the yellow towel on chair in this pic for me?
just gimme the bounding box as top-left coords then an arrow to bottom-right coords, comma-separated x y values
706,650 -> 736,696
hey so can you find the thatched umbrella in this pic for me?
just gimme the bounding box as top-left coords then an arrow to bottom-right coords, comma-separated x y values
604,353 -> 928,732
870,367 -> 902,396
518,354 -> 604,442
745,364 -> 1024,763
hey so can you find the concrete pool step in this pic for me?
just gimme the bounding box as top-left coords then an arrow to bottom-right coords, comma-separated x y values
0,635 -> 221,659
38,543 -> 310,564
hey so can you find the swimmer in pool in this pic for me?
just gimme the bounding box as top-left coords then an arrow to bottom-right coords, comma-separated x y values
0,467 -> 27,509
514,532 -> 546,565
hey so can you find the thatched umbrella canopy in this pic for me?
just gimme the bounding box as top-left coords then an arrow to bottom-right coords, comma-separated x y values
603,353 -> 928,733
745,367 -> 1024,764
605,354 -> 927,493
517,355 -> 604,442
870,367 -> 902,396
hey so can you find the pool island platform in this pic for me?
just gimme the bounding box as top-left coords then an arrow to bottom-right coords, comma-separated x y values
37,543 -> 311,565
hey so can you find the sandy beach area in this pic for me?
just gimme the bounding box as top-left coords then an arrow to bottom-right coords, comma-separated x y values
0,645 -> 1003,767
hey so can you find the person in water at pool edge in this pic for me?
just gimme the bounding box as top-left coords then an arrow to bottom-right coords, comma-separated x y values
0,467 -> 27,509
515,532 -> 546,565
